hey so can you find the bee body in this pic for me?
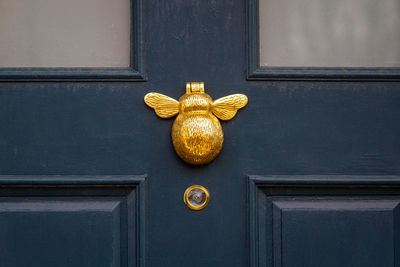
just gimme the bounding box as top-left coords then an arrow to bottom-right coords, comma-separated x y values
172,113 -> 223,165
171,92 -> 223,164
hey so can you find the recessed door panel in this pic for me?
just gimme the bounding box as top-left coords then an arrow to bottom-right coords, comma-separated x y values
0,200 -> 121,267
0,176 -> 145,267
275,200 -> 395,267
249,176 -> 400,267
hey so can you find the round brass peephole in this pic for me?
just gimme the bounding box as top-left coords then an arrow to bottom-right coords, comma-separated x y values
184,185 -> 210,210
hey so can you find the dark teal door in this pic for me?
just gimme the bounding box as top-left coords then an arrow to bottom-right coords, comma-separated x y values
1,0 -> 400,266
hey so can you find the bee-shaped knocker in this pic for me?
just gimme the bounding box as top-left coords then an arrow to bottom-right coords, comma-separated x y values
144,82 -> 248,165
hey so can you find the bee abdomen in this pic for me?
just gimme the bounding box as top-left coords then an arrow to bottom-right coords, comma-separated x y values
172,114 -> 223,165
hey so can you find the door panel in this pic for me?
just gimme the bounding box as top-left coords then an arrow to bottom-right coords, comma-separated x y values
249,176 -> 400,267
277,201 -> 394,267
0,176 -> 145,267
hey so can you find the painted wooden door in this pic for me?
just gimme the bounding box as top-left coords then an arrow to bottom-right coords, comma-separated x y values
0,0 -> 399,266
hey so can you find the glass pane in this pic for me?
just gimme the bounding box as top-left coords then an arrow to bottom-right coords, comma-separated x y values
260,0 -> 400,67
0,0 -> 130,67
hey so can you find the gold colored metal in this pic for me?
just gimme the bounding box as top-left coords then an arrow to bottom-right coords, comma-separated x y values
144,82 -> 248,165
184,185 -> 210,210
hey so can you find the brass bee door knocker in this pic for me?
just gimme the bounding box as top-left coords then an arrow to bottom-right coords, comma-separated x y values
144,82 -> 248,165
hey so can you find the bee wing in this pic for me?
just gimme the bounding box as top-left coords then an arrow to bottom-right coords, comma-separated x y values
211,94 -> 248,120
144,92 -> 179,118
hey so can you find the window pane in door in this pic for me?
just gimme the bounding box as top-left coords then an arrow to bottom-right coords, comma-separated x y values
259,0 -> 400,67
0,0 -> 130,67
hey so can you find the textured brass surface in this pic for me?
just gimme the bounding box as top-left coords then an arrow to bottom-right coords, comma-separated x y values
184,185 -> 210,210
144,82 -> 247,165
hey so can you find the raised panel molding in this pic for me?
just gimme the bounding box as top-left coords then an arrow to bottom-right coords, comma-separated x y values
0,175 -> 146,267
249,175 -> 400,267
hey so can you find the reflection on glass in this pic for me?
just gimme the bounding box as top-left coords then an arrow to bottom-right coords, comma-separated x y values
260,0 -> 400,67
187,188 -> 207,207
0,0 -> 130,67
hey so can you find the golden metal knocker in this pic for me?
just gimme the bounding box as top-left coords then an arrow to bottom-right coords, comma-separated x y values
144,82 -> 248,165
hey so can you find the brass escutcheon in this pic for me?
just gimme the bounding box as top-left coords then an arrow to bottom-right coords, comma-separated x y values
144,82 -> 248,165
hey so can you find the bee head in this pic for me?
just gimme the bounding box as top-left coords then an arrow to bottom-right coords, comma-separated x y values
179,82 -> 212,114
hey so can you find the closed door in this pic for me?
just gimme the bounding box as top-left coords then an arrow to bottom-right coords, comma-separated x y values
0,0 -> 400,266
